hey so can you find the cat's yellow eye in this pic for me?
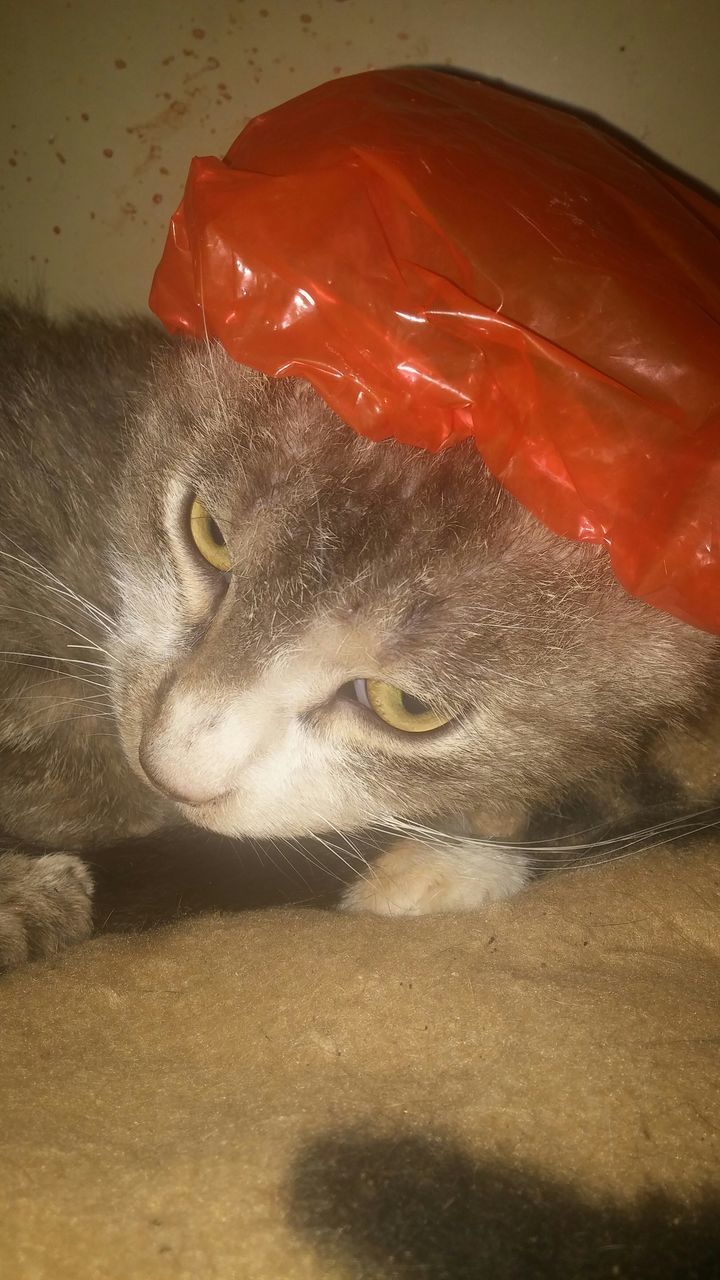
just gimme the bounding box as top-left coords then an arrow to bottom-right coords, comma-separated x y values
354,678 -> 452,734
189,497 -> 231,572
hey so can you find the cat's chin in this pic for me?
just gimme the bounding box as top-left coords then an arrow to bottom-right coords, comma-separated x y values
177,794 -> 314,840
176,791 -> 368,842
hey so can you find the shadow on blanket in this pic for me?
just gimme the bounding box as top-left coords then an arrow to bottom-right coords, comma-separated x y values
289,1130 -> 720,1280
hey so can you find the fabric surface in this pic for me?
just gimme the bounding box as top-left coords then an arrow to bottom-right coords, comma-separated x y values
1,837 -> 719,1279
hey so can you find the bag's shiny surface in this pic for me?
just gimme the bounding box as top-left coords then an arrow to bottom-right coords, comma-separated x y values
150,69 -> 720,633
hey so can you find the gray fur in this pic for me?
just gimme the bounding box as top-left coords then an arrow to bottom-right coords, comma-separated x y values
0,299 -> 717,964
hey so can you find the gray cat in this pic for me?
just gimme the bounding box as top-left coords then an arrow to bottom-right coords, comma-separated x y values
1,300 -> 717,968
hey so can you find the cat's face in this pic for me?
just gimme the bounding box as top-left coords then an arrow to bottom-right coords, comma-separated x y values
110,342 -> 711,838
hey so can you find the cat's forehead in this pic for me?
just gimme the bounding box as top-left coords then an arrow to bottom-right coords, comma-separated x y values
170,343 -> 502,523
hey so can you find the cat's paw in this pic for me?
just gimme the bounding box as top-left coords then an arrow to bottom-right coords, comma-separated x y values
0,851 -> 93,970
340,839 -> 529,916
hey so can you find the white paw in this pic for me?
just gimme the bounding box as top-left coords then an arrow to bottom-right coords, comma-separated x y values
340,839 -> 529,917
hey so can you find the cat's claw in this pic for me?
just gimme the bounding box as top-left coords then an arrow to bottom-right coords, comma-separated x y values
0,852 -> 93,970
340,840 -> 530,916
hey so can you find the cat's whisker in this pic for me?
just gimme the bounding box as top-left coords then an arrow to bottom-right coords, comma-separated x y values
0,586 -> 110,640
253,837 -> 286,883
376,816 -> 594,868
0,686 -> 112,706
8,701 -> 114,725
0,657 -> 111,691
268,837 -> 314,892
65,643 -> 109,655
397,836 -> 607,872
303,840 -> 361,886
0,588 -> 112,654
44,712 -> 117,728
250,837 -> 324,902
0,543 -> 114,636
541,815 -> 720,875
554,806 -> 720,853
0,533 -> 115,620
355,829 -> 389,858
0,649 -> 110,670
309,827 -> 380,890
382,807 -> 720,853
284,835 -> 351,887
323,818 -> 377,880
0,599 -> 114,657
377,815 -> 531,860
377,807 -> 720,873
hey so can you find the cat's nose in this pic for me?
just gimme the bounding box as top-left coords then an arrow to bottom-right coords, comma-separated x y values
138,737 -> 230,807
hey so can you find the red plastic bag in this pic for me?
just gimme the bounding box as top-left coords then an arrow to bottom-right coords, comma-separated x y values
150,69 -> 720,633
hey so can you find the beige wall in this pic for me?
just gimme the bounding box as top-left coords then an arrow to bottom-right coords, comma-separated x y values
1,0 -> 718,315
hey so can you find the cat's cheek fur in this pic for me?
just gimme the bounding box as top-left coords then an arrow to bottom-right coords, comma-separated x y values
111,557 -> 189,667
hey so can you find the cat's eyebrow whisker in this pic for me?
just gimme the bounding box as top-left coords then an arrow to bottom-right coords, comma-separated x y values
465,663 -> 546,691
196,265 -> 248,484
311,486 -> 328,585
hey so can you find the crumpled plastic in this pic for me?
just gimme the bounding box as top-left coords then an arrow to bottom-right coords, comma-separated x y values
150,69 -> 720,634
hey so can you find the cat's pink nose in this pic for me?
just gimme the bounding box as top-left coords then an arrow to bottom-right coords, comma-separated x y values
138,738 -> 229,807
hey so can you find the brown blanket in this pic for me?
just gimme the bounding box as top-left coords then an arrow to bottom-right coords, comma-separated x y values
1,839 -> 719,1279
